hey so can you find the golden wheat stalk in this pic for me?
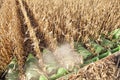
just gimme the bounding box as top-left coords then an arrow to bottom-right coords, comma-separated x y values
25,0 -> 120,46
0,0 -> 25,76
0,0 -> 120,79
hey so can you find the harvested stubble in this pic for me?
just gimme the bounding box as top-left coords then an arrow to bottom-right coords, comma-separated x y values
0,0 -> 120,79
58,52 -> 120,80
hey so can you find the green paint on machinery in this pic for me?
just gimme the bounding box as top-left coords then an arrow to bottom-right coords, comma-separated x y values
6,28 -> 120,80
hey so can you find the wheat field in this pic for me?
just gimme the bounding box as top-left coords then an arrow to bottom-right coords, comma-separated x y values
0,0 -> 120,79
